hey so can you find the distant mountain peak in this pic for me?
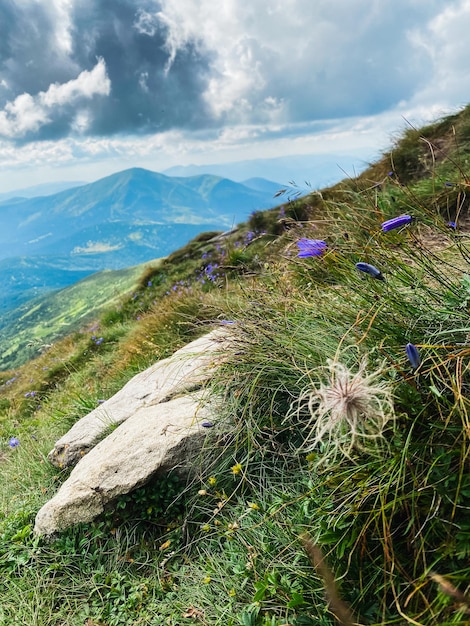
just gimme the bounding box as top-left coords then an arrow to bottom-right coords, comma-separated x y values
0,167 -> 280,319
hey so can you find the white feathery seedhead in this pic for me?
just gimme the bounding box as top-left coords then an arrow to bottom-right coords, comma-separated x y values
291,358 -> 396,462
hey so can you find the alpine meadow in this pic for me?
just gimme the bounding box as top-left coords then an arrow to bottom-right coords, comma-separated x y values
1,107 -> 470,626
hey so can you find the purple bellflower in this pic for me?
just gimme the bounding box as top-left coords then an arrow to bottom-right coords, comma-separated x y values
355,262 -> 385,281
8,437 -> 20,448
405,343 -> 421,369
381,214 -> 413,232
296,238 -> 327,258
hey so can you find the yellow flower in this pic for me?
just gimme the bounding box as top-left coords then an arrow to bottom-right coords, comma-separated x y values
208,476 -> 217,486
201,524 -> 210,532
202,576 -> 211,584
231,463 -> 243,475
229,589 -> 236,597
247,502 -> 260,510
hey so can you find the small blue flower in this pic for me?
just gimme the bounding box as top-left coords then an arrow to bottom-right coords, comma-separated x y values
447,221 -> 457,229
355,262 -> 385,281
296,238 -> 327,258
406,343 -> 421,369
381,214 -> 413,232
8,437 -> 20,448
201,421 -> 214,428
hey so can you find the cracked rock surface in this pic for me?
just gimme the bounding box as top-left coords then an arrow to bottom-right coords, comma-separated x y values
34,392 -> 215,536
48,329 -> 228,469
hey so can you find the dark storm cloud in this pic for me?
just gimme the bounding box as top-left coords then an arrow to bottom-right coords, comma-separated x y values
0,1 -> 78,100
0,0 -> 215,142
69,0 -> 215,135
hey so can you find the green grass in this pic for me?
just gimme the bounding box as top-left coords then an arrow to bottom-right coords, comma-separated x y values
0,260 -> 162,371
0,108 -> 470,625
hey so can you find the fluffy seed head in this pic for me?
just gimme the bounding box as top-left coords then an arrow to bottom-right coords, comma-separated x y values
289,358 -> 396,463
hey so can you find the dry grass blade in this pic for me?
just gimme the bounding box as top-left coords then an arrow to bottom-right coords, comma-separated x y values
300,533 -> 357,626
429,572 -> 470,613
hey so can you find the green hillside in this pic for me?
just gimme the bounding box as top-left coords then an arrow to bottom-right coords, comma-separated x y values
0,107 -> 470,625
0,260 -> 162,370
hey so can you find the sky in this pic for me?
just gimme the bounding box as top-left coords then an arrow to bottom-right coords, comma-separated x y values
0,0 -> 469,191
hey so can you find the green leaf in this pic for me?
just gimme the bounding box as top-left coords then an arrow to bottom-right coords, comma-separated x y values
287,591 -> 305,608
253,580 -> 269,602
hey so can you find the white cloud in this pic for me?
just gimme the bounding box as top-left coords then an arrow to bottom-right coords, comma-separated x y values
0,93 -> 50,138
150,0 -> 448,126
0,0 -> 469,190
133,8 -> 161,37
52,0 -> 74,55
0,59 -> 110,139
408,0 -> 470,108
42,58 -> 110,106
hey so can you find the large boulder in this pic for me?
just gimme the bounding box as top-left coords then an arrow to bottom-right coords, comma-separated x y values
34,328 -> 232,536
34,391 -> 217,536
48,329 -> 228,468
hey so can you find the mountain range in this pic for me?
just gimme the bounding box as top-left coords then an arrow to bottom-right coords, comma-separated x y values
0,167 -> 280,314
163,150 -> 375,187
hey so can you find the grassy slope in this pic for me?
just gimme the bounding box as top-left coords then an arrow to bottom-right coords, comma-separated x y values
0,109 -> 470,625
0,259 -> 162,370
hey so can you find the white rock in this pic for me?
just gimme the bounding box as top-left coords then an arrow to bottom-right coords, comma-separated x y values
35,392 -> 216,536
48,329 -> 228,468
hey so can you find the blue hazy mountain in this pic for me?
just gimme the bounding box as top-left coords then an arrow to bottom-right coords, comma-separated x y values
164,150 -> 375,188
0,167 -> 280,313
0,180 -> 87,202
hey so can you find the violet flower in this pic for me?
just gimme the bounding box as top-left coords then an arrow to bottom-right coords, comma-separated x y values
405,343 -> 421,369
381,214 -> 413,232
8,437 -> 20,448
355,262 -> 385,281
296,238 -> 327,258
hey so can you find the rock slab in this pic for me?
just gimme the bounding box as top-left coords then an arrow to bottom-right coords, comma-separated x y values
34,391 -> 215,536
48,329 -> 227,468
34,329 -> 230,536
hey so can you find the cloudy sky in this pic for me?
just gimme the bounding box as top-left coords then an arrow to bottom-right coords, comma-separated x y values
0,0 -> 469,191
